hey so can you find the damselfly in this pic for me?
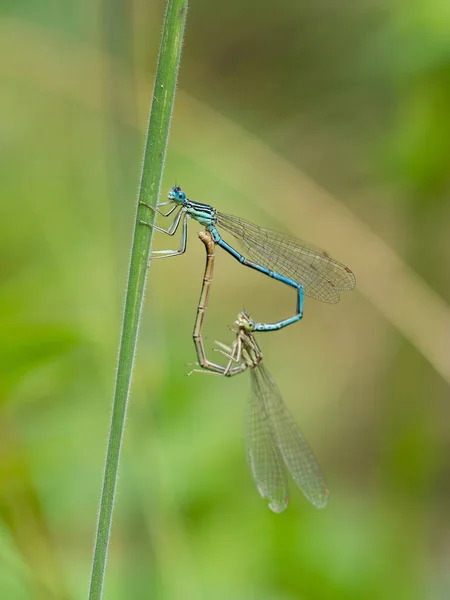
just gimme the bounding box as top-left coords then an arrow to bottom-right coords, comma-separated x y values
140,186 -> 355,332
189,230 -> 329,512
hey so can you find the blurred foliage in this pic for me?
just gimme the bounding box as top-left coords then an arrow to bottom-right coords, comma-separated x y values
1,0 -> 450,599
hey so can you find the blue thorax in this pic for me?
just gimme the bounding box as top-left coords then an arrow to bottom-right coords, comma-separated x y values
168,185 -> 217,227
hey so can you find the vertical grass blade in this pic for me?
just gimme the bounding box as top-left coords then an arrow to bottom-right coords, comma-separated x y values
88,1 -> 189,598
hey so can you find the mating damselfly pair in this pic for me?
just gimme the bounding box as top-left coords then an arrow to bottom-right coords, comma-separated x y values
141,186 -> 355,512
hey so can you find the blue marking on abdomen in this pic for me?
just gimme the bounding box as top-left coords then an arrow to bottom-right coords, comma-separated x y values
207,227 -> 304,333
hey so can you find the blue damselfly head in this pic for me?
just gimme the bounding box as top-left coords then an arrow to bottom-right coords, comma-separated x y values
168,185 -> 187,204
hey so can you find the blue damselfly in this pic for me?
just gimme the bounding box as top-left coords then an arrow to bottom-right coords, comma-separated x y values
140,186 -> 355,332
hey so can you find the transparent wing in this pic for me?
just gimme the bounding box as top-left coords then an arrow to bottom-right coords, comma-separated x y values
251,364 -> 329,509
217,212 -> 356,303
245,371 -> 289,513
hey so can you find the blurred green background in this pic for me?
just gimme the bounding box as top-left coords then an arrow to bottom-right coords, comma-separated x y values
2,1 -> 450,599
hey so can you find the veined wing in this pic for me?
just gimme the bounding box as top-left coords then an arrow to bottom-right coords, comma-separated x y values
252,363 -> 329,509
216,212 -> 356,303
245,368 -> 289,513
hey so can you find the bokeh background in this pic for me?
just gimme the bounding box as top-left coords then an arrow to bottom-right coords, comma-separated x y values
2,1 -> 450,598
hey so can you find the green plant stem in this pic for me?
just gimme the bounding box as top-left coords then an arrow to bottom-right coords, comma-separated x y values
88,1 -> 188,598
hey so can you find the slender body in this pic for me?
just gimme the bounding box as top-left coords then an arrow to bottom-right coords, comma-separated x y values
190,230 -> 329,512
140,185 -> 355,332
